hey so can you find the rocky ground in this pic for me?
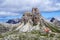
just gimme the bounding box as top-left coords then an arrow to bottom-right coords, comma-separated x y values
0,30 -> 60,40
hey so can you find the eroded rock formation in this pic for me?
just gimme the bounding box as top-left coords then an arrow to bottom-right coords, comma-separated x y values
16,8 -> 60,33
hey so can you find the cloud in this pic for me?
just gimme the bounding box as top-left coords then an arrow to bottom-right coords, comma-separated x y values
0,0 -> 60,12
0,11 -> 19,16
0,0 -> 60,22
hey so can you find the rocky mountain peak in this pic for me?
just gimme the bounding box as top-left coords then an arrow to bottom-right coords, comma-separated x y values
15,8 -> 60,33
21,8 -> 41,25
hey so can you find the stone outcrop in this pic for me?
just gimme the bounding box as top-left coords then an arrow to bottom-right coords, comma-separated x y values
21,8 -> 40,25
16,8 -> 60,33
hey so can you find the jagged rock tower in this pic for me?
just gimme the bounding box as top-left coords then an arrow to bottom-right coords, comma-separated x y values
16,8 -> 60,33
21,8 -> 41,24
32,8 -> 40,24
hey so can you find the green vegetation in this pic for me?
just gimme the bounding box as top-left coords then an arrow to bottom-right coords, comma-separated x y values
45,22 -> 60,33
33,23 -> 37,26
0,34 -> 4,38
0,30 -> 60,40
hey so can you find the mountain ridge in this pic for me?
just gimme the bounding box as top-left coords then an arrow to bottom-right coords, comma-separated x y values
0,8 -> 60,40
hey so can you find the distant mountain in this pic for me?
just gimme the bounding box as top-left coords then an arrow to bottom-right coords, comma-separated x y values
6,18 -> 21,24
50,17 -> 55,22
50,17 -> 60,26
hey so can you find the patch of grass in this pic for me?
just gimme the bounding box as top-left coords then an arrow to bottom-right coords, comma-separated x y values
30,30 -> 48,37
0,34 -> 4,38
50,34 -> 55,37
33,23 -> 37,26
31,30 -> 41,34
44,21 -> 60,33
2,30 -> 18,37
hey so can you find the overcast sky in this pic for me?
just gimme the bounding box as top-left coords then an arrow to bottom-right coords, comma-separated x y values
0,0 -> 60,22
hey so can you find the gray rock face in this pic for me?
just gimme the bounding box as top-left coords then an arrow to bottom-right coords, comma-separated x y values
21,8 -> 40,25
16,8 -> 43,32
15,8 -> 60,33
14,8 -> 48,33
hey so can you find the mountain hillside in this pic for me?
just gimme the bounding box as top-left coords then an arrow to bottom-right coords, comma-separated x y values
0,8 -> 60,40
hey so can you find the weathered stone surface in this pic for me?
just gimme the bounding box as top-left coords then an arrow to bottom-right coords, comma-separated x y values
22,8 -> 40,25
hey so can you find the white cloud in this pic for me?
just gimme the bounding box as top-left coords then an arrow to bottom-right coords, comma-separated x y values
0,0 -> 60,12
0,11 -> 19,16
56,3 -> 60,6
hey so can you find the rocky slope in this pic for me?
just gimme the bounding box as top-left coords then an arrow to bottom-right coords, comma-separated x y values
0,8 -> 60,40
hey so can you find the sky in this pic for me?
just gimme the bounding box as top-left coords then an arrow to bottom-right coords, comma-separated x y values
0,0 -> 60,22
